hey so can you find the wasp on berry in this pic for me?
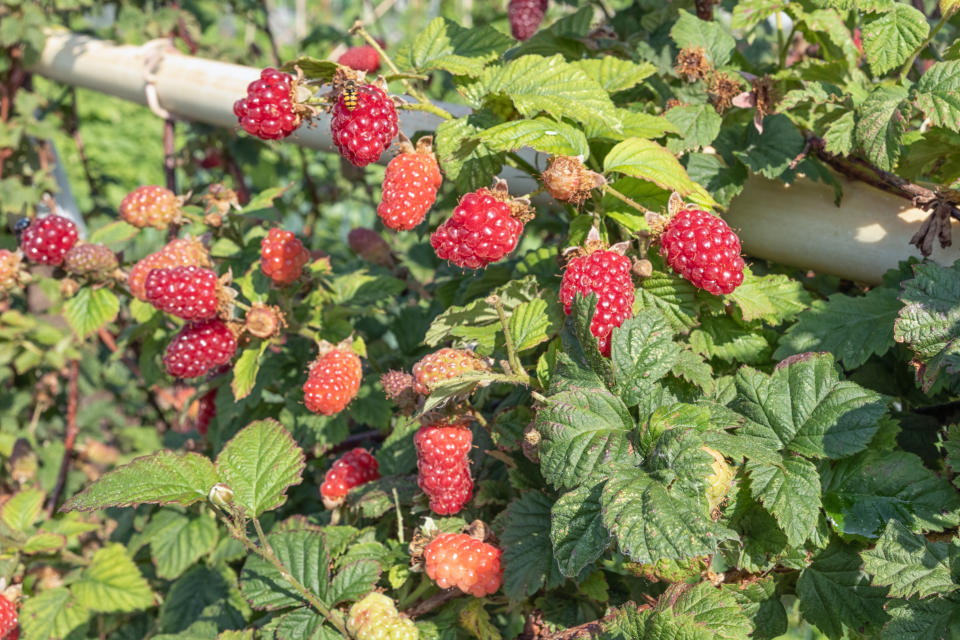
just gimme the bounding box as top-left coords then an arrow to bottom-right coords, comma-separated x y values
342,80 -> 358,111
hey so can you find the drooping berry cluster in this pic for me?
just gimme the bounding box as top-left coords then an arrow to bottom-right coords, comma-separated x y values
424,532 -> 503,597
119,186 -> 180,229
64,244 -> 118,278
559,249 -> 636,357
415,420 -> 473,515
0,593 -> 19,640
320,447 -> 380,508
659,207 -> 745,295
338,46 -> 381,73
260,228 -> 309,285
412,348 -> 489,395
508,0 -> 548,41
144,265 -> 221,320
0,250 -> 21,292
378,141 -> 442,231
163,318 -> 237,379
431,188 -> 525,269
234,68 -> 302,140
18,215 -> 78,266
330,83 -> 399,167
129,238 -> 211,301
303,345 -> 363,416
347,593 -> 418,640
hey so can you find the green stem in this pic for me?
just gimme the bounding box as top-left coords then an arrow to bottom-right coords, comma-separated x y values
392,488 -> 404,544
899,11 -> 952,82
778,24 -> 797,68
604,184 -> 653,215
775,11 -> 784,66
507,151 -> 541,179
395,100 -> 454,120
489,295 -> 524,376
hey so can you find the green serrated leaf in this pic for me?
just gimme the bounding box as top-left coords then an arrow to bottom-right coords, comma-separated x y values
0,487 -> 43,532
637,267 -> 701,332
23,531 -> 67,554
398,17 -> 512,76
88,220 -> 139,248
915,60 -> 960,132
232,341 -> 268,401
569,58 -> 656,92
279,56 -> 337,81
671,10 -> 736,67
774,285 -> 901,368
601,467 -> 737,565
72,543 -> 155,613
477,118 -> 589,158
275,607 -> 341,640
882,594 -> 960,639
459,598 -> 503,640
63,287 -> 120,338
862,4 -> 929,76
240,530 -> 329,609
862,520 -> 959,598
727,268 -> 812,324
215,419 -> 305,517
732,114 -> 806,180
435,112 -> 506,192
611,309 -> 682,407
731,0 -> 788,31
501,492 -> 565,600
604,138 -> 698,196
62,450 -> 218,511
690,315 -> 770,365
665,104 -> 723,154
509,296 -> 564,353
747,455 -> 821,546
143,509 -> 219,580
856,84 -> 910,171
670,582 -> 755,640
20,588 -> 90,640
551,483 -> 609,578
159,565 -> 246,634
328,559 -> 381,605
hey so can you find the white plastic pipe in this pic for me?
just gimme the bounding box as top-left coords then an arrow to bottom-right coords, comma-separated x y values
31,31 -> 958,284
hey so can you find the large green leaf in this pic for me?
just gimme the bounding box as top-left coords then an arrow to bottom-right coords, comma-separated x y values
569,58 -> 656,92
861,520 -> 959,599
535,386 -> 637,489
821,450 -> 960,539
0,487 -> 44,532
637,267 -> 701,331
727,269 -> 812,325
914,60 -> 960,132
732,354 -> 887,459
72,543 -> 155,613
601,467 -> 736,564
796,542 -> 889,638
732,115 -> 806,180
665,104 -> 723,154
882,595 -> 960,639
398,17 -> 512,76
610,309 -> 682,407
140,508 -> 219,580
477,118 -> 589,158
747,456 -> 822,547
62,450 -> 218,511
855,84 -> 910,171
670,10 -> 736,67
215,419 -> 305,517
20,588 -> 90,640
893,260 -> 960,391
862,3 -> 929,75
275,607 -> 341,640
604,138 -> 698,196
159,565 -> 247,634
240,530 -> 329,609
63,286 -> 120,338
327,559 -> 381,605
434,113 -> 505,191
551,483 -> 609,578
501,492 -> 565,600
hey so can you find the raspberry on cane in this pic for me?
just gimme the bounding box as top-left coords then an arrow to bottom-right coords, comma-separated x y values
412,348 -> 489,395
260,228 -> 309,285
163,318 -> 237,379
338,45 -> 381,73
659,207 -> 745,295
145,265 -> 221,320
0,593 -> 19,640
431,185 -> 529,269
347,593 -> 418,640
378,137 -> 443,231
303,343 -> 363,416
509,0 -> 548,41
234,68 -> 303,140
330,81 -> 399,167
64,244 -> 118,278
18,215 -> 78,266
559,248 -> 635,357
415,419 -> 474,515
129,237 -> 211,301
424,532 -> 503,597
119,186 -> 181,229
320,447 -> 380,508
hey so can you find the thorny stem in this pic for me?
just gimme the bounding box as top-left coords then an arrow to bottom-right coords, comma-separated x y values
489,295 -> 524,376
899,10 -> 953,82
220,512 -> 349,635
603,184 -> 653,215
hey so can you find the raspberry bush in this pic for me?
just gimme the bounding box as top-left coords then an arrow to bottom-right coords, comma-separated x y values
3,2 -> 960,640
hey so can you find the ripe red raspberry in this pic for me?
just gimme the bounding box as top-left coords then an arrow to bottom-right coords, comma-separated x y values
338,46 -> 381,73
330,83 -> 399,167
163,319 -> 237,379
19,215 -> 78,266
196,389 -> 217,436
659,208 -> 745,295
415,420 -> 473,515
129,238 -> 211,301
0,594 -> 18,640
119,186 -> 180,229
320,447 -> 380,508
378,140 -> 442,231
303,345 -> 362,416
508,0 -> 548,41
424,532 -> 503,597
64,243 -> 118,278
431,188 -> 525,269
347,593 -> 417,640
0,250 -> 22,292
559,249 -> 635,357
412,348 -> 489,395
145,265 -> 221,320
260,228 -> 309,285
234,68 -> 302,140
